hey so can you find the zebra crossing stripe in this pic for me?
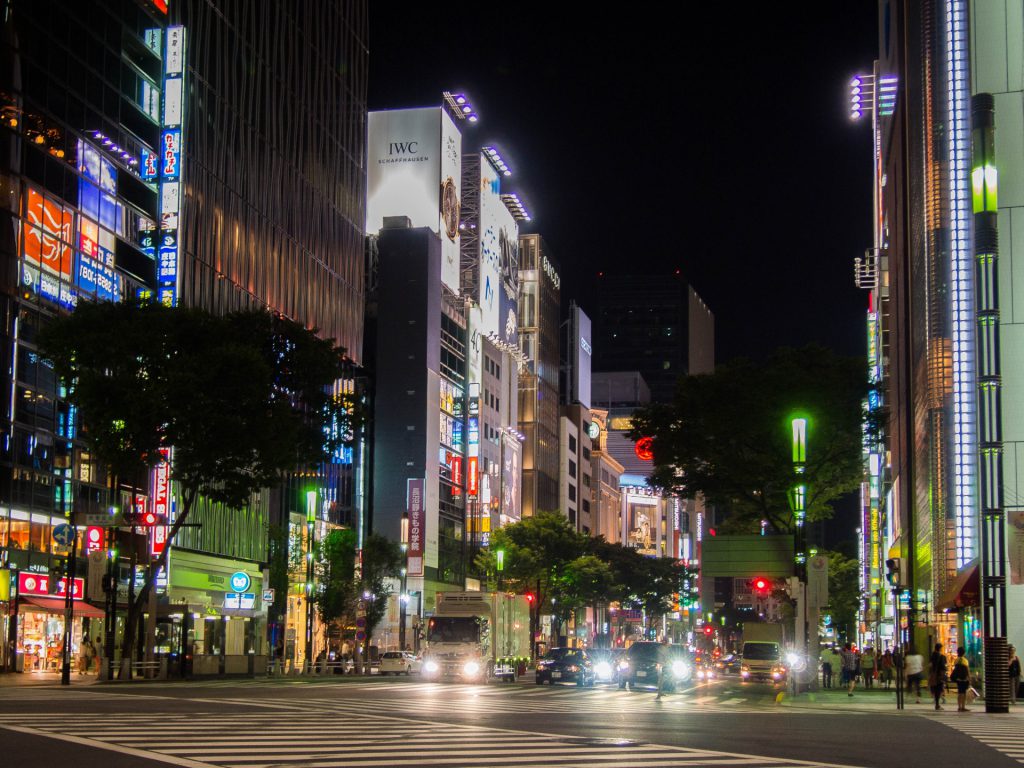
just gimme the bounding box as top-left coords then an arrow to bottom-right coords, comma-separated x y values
0,724 -> 215,768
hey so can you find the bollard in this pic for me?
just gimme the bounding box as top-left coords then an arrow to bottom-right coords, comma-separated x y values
159,657 -> 168,680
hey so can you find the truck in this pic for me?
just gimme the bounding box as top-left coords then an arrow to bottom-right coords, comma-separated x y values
739,622 -> 786,684
421,591 -> 531,682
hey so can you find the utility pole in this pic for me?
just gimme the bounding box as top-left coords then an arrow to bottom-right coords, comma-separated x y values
399,512 -> 409,651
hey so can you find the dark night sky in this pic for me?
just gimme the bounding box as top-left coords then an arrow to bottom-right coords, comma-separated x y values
368,4 -> 879,365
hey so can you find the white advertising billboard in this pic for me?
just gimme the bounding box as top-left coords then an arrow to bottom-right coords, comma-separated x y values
477,156 -> 518,339
572,305 -> 592,409
367,107 -> 461,292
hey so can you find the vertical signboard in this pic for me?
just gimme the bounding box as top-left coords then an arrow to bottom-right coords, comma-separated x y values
572,305 -> 592,409
500,435 -> 521,522
477,157 -> 502,336
406,478 -> 425,577
150,447 -> 172,556
158,26 -> 186,307
366,108 -> 461,293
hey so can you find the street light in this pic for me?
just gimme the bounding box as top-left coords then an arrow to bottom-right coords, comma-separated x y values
304,489 -> 316,672
399,512 -> 409,651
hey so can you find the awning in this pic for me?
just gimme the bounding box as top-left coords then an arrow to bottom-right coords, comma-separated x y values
936,561 -> 980,611
21,597 -> 105,618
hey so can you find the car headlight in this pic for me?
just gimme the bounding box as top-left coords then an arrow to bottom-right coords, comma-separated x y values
617,661 -> 630,671
595,662 -> 613,678
671,660 -> 689,678
567,665 -> 579,673
424,660 -> 439,673
740,664 -> 750,672
463,661 -> 480,676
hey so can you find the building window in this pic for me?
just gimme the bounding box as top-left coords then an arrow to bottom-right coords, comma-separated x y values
568,460 -> 576,477
569,484 -> 576,502
569,435 -> 577,454
582,446 -> 591,461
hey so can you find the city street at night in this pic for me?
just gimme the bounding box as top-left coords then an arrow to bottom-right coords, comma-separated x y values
1,676 -> 1021,768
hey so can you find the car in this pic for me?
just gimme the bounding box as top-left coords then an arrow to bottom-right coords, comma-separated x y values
714,653 -> 742,675
379,651 -> 421,675
587,648 -> 624,685
534,647 -> 595,686
618,642 -> 692,692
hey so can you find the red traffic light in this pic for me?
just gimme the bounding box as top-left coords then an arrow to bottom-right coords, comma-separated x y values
524,593 -> 535,604
753,578 -> 768,591
703,625 -> 713,636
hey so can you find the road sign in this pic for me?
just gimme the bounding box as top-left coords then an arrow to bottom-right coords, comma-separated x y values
355,630 -> 366,642
52,523 -> 75,546
262,588 -> 275,603
84,513 -> 121,527
355,617 -> 366,628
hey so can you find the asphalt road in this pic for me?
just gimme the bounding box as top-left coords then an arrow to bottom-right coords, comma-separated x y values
0,674 -> 1021,768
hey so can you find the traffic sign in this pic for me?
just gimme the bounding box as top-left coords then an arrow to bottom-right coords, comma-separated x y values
355,630 -> 366,642
262,588 -> 275,603
84,513 -> 121,527
355,617 -> 366,628
52,524 -> 75,546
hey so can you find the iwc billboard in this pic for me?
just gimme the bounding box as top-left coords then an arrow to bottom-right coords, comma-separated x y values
367,107 -> 462,293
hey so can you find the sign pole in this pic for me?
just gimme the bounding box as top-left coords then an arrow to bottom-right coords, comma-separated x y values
60,510 -> 79,685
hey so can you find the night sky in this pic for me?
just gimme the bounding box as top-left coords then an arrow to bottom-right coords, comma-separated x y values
368,4 -> 879,365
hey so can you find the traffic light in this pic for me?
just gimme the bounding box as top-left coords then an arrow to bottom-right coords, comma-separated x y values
750,577 -> 771,597
703,625 -> 714,636
885,558 -> 903,588
524,593 -> 535,605
124,508 -> 160,526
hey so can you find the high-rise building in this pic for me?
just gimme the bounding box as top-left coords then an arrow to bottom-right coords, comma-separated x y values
517,234 -> 560,517
856,0 -> 1022,704
592,273 -> 714,403
0,0 -> 370,673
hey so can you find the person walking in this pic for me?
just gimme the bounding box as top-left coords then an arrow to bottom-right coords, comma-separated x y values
1009,645 -> 1021,705
880,649 -> 894,690
841,643 -> 858,696
821,647 -> 834,689
861,647 -> 876,689
950,646 -> 971,712
905,645 -> 924,703
929,642 -> 948,711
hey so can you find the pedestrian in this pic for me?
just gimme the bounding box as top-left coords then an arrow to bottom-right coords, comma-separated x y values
929,642 -> 948,711
881,650 -> 894,690
950,646 -> 971,712
861,647 -> 876,689
904,645 -> 924,703
1009,645 -> 1021,705
821,647 -> 834,689
77,638 -> 91,675
841,643 -> 858,696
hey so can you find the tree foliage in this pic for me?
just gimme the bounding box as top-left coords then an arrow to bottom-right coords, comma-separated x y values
823,550 -> 862,642
313,528 -> 358,644
630,345 -> 866,534
38,301 -> 350,669
358,532 -> 403,655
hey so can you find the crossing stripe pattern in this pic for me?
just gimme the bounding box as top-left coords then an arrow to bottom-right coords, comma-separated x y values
931,712 -> 1024,764
0,709 -> 857,768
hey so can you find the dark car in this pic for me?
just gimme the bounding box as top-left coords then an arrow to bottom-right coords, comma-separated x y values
618,642 -> 692,692
714,653 -> 742,675
535,647 -> 595,686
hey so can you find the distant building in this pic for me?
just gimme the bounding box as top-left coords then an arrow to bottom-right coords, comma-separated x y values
517,234 -> 561,517
592,274 -> 713,404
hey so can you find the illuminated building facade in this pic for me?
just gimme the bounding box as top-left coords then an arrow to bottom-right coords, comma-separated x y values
517,234 -> 560,517
856,3 -> 1020,700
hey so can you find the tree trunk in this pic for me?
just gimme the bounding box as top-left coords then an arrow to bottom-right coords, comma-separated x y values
117,486 -> 196,666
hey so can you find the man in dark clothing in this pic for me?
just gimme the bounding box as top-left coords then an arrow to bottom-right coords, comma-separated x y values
929,643 -> 948,711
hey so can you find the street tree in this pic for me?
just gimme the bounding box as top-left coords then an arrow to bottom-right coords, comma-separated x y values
478,511 -> 588,656
630,345 -> 866,534
39,301 -> 351,672
358,532 -> 403,662
313,528 -> 358,651
823,550 -> 862,642
552,554 -> 616,639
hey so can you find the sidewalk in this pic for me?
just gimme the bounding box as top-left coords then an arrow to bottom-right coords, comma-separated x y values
0,671 -> 100,687
777,684 -> 1024,715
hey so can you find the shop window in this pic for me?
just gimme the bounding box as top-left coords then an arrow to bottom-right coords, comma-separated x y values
0,510 -> 7,548
76,449 -> 97,484
30,514 -> 50,553
8,513 -> 30,550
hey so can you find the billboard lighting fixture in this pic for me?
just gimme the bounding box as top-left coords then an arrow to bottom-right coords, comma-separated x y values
499,192 -> 531,222
443,90 -> 479,123
483,146 -> 513,177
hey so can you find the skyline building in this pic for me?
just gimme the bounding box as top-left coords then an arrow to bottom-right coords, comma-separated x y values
856,0 -> 1022,707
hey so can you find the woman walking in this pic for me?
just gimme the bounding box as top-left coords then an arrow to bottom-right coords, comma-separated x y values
950,647 -> 971,712
929,643 -> 948,711
1009,645 -> 1020,705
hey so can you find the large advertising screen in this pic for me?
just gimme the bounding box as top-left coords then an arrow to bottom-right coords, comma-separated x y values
501,435 -> 521,523
477,156 -> 518,341
367,108 -> 461,293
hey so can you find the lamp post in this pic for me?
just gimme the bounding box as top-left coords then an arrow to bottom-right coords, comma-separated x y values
789,417 -> 809,691
399,512 -> 409,651
304,489 -> 316,672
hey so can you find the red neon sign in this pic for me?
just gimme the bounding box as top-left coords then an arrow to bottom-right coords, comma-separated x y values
634,436 -> 654,462
151,447 -> 172,556
467,456 -> 479,498
18,572 -> 84,600
84,526 -> 104,553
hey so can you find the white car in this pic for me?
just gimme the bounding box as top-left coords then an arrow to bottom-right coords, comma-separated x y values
379,651 -> 421,675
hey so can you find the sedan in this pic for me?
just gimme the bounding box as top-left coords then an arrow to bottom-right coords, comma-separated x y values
379,651 -> 421,675
588,648 -> 625,685
535,648 -> 595,686
618,642 -> 692,692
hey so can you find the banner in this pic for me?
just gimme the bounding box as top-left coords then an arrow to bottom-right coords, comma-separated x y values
407,478 -> 425,577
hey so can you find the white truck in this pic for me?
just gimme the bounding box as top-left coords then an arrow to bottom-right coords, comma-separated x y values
739,621 -> 787,684
422,591 -> 530,682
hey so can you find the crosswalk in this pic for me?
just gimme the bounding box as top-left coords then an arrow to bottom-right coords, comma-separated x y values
0,679 -> 791,715
0,709 -> 853,768
931,712 -> 1024,764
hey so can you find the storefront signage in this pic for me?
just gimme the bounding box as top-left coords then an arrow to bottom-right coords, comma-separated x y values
84,527 -> 104,553
407,478 -> 424,577
229,571 -> 251,592
467,456 -> 479,498
224,592 -> 256,610
158,26 -> 186,308
150,447 -> 172,556
17,572 -> 83,600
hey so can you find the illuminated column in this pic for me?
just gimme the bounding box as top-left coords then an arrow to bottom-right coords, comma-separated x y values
790,417 -> 808,576
304,489 -> 316,670
946,0 -> 977,568
971,93 -> 1009,713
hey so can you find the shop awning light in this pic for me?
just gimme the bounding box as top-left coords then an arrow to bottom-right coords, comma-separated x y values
443,90 -> 478,124
482,145 -> 513,177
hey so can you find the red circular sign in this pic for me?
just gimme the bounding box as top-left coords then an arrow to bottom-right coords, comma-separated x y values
634,437 -> 654,461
